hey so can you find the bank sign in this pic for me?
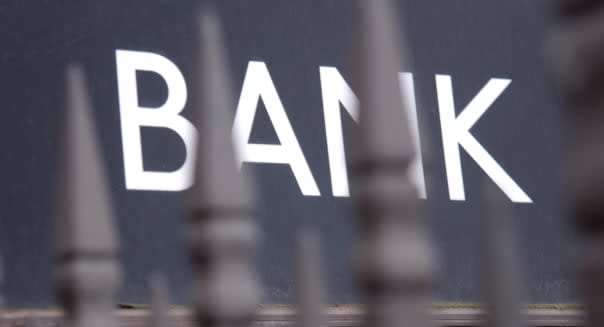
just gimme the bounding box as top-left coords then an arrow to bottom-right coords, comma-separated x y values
0,1 -> 571,307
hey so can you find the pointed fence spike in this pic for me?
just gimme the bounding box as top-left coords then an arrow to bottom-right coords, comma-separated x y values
188,5 -> 253,211
549,3 -> 604,327
57,65 -> 119,256
295,230 -> 326,327
55,64 -> 121,327
352,1 -> 437,327
148,273 -> 170,327
354,0 -> 415,164
187,6 -> 261,327
482,185 -> 526,327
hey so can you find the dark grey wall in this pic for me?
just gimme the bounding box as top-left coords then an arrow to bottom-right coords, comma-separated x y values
0,0 -> 572,307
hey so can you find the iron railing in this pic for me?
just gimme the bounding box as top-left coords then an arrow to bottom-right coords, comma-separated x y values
0,1 -> 600,327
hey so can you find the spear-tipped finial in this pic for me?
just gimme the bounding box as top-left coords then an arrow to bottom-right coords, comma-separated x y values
55,64 -> 121,327
354,0 -> 416,164
148,273 -> 170,327
352,1 -> 437,327
549,3 -> 604,327
295,230 -> 326,327
482,185 -> 526,327
186,6 -> 260,327
188,6 -> 253,212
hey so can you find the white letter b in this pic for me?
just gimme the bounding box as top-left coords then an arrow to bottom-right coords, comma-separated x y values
116,49 -> 197,191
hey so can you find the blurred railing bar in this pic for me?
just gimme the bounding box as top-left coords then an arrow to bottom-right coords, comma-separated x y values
55,65 -> 121,327
148,274 -> 170,327
186,4 -> 261,327
0,254 -> 4,327
483,186 -> 527,327
295,231 -> 326,327
0,309 -> 586,327
549,2 -> 604,327
352,1 -> 437,327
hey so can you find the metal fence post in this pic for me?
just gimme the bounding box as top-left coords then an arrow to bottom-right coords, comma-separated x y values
23,316 -> 42,327
482,186 -> 526,327
55,65 -> 121,327
295,230 -> 326,327
549,2 -> 604,327
0,253 -> 3,310
148,274 -> 170,327
186,5 -> 261,327
0,252 -> 4,327
352,1 -> 437,327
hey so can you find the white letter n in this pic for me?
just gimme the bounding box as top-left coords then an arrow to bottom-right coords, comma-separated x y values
320,67 -> 426,198
436,75 -> 532,203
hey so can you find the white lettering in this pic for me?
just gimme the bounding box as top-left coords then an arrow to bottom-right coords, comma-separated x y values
398,73 -> 426,199
320,67 -> 359,197
233,61 -> 320,196
320,67 -> 426,198
435,75 -> 532,203
115,49 -> 197,191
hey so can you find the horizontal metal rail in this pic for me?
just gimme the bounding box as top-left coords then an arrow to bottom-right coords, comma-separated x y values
0,308 -> 584,327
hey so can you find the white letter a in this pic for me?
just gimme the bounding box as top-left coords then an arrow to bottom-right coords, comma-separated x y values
233,61 -> 320,196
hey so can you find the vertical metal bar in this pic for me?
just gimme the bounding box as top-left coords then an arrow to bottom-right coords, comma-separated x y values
148,273 -> 170,327
482,186 -> 526,327
0,253 -> 3,310
23,316 -> 42,327
295,230 -> 326,327
187,5 -> 261,327
352,1 -> 437,327
55,64 -> 121,327
0,252 -> 4,327
549,2 -> 604,327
